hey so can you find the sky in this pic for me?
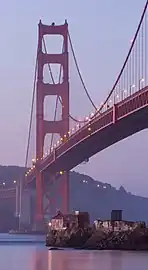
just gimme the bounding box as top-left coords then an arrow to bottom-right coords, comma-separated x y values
0,0 -> 148,196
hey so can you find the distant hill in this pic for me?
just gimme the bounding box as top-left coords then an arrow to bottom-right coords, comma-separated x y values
0,165 -> 148,224
69,171 -> 148,223
0,165 -> 25,188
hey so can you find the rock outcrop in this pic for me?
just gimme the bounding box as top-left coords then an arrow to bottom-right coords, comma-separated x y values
46,228 -> 148,251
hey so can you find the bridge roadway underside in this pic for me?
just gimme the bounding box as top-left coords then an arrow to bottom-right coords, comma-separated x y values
41,105 -> 148,176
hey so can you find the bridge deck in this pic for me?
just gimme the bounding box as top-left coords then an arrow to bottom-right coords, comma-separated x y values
27,86 -> 148,182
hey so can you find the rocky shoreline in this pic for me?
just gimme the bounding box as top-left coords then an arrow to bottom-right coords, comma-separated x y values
46,228 -> 148,251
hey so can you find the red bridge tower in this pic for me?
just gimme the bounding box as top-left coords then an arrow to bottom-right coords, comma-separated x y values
36,20 -> 69,224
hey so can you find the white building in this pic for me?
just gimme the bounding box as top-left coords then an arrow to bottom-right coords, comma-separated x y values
94,220 -> 145,232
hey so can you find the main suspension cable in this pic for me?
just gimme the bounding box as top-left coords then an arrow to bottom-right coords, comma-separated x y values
24,50 -> 38,168
68,31 -> 97,111
96,0 -> 148,115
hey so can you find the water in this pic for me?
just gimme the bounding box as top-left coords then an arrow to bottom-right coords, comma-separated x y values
0,234 -> 147,270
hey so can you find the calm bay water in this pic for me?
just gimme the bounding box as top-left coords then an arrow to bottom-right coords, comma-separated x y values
0,234 -> 147,270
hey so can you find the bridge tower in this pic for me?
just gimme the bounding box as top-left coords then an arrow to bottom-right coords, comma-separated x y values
36,20 -> 69,225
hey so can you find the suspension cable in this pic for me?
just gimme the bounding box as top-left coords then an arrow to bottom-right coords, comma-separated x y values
68,31 -> 97,111
96,0 -> 148,115
24,50 -> 38,168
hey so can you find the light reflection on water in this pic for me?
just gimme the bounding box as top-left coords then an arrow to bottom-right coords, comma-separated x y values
0,235 -> 147,270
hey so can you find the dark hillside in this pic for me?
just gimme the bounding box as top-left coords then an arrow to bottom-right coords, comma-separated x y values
0,166 -> 148,226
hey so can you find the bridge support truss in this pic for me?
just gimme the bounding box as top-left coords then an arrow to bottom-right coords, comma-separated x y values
35,20 -> 69,225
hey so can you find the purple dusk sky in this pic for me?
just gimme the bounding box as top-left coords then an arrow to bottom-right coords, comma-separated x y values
0,0 -> 148,196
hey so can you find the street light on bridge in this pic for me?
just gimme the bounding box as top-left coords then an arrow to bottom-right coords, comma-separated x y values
139,78 -> 144,90
121,89 -> 127,100
32,158 -> 36,166
129,84 -> 135,95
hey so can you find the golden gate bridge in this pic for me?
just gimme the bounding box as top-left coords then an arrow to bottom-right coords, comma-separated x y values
1,1 -> 148,229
